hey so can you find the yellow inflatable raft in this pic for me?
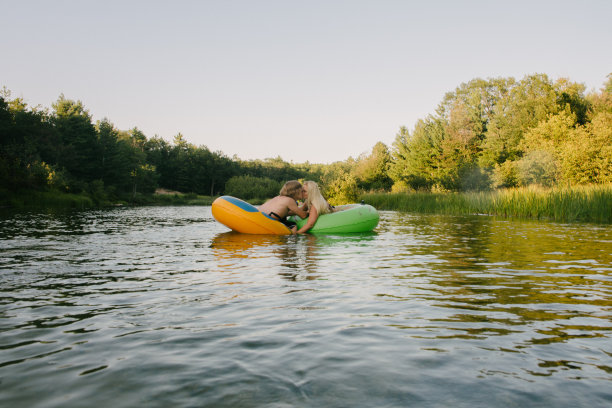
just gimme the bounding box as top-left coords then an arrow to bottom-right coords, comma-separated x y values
211,196 -> 292,235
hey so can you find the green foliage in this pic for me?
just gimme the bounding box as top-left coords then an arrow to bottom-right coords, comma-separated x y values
459,165 -> 492,191
389,117 -> 445,190
2,71 -> 611,210
516,150 -> 558,187
491,160 -> 519,188
325,171 -> 359,205
354,142 -> 393,191
1,190 -> 95,209
391,74 -> 611,192
52,95 -> 100,182
482,74 -> 559,166
224,175 -> 281,200
559,112 -> 612,184
604,73 -> 612,94
555,78 -> 590,125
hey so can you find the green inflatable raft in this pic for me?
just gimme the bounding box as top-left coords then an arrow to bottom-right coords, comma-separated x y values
288,203 -> 379,234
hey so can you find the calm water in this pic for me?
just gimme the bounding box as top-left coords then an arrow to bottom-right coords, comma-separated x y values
1,206 -> 611,407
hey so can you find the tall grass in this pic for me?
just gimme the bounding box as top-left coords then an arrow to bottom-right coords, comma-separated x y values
361,184 -> 612,223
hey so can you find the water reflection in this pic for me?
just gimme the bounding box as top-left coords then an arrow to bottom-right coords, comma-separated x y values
210,231 -> 288,259
380,212 -> 612,366
1,207 -> 611,407
210,231 -> 378,281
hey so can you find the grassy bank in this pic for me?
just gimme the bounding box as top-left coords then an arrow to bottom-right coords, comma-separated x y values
361,184 -> 612,223
1,189 -> 216,210
0,189 -> 96,210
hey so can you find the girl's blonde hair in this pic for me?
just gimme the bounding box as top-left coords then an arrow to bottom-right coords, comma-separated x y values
279,180 -> 302,199
303,181 -> 331,215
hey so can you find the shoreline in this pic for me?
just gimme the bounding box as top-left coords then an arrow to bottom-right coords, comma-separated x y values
2,184 -> 610,224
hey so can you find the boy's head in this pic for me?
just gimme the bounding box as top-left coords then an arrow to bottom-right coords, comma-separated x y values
279,180 -> 303,200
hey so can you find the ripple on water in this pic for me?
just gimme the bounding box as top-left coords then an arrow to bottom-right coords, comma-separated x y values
0,207 -> 611,407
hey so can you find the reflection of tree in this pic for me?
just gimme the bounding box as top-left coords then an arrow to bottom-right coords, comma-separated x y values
391,212 -> 493,272
386,212 -> 612,349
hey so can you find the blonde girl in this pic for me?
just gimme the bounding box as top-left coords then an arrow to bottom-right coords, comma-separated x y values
296,181 -> 334,234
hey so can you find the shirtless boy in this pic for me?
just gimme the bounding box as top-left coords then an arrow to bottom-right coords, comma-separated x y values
258,180 -> 309,234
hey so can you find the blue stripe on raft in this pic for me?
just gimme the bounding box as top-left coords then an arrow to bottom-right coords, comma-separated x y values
261,212 -> 276,221
221,196 -> 259,213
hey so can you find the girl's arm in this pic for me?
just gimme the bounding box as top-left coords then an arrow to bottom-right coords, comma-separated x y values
297,206 -> 319,234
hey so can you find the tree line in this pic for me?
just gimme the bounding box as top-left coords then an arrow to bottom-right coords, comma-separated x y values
0,90 -> 317,203
388,73 -> 612,192
1,72 -> 610,206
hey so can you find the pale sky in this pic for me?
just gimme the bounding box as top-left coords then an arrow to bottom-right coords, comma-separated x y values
3,0 -> 611,163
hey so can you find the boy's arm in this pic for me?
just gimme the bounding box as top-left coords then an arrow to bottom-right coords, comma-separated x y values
287,199 -> 308,219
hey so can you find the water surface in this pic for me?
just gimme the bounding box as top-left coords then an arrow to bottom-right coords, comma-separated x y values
1,207 -> 611,407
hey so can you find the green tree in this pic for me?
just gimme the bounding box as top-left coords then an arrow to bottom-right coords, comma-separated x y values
225,175 -> 281,200
0,92 -> 58,191
326,170 -> 359,205
171,133 -> 194,192
559,112 -> 612,184
438,100 -> 485,189
555,78 -> 590,125
482,74 -> 559,167
517,150 -> 559,187
52,95 -> 100,186
438,77 -> 514,137
145,136 -> 173,189
354,142 -> 393,191
97,119 -> 126,189
126,127 -> 156,195
605,73 -> 612,94
389,117 -> 445,190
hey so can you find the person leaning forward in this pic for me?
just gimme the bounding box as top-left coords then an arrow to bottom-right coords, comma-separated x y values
258,180 -> 309,234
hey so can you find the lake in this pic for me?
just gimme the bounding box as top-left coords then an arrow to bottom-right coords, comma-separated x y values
1,206 -> 611,407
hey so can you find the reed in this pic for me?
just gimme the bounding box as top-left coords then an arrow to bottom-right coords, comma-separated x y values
361,184 -> 612,223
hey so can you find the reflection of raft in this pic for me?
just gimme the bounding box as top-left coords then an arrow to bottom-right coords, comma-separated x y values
210,231 -> 287,257
289,204 -> 379,234
212,196 -> 292,234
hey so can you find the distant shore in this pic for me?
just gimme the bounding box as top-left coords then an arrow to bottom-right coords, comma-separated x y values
3,184 -> 609,224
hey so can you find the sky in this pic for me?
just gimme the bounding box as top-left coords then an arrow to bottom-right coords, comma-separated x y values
3,0 -> 611,164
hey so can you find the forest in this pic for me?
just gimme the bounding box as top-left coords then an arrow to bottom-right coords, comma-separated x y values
1,72 -> 611,208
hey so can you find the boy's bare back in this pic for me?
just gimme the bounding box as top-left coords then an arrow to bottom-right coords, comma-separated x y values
259,196 -> 306,219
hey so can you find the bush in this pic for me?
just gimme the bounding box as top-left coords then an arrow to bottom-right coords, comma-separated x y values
460,166 -> 492,191
88,179 -> 108,204
492,161 -> 519,188
517,150 -> 559,187
391,180 -> 413,193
